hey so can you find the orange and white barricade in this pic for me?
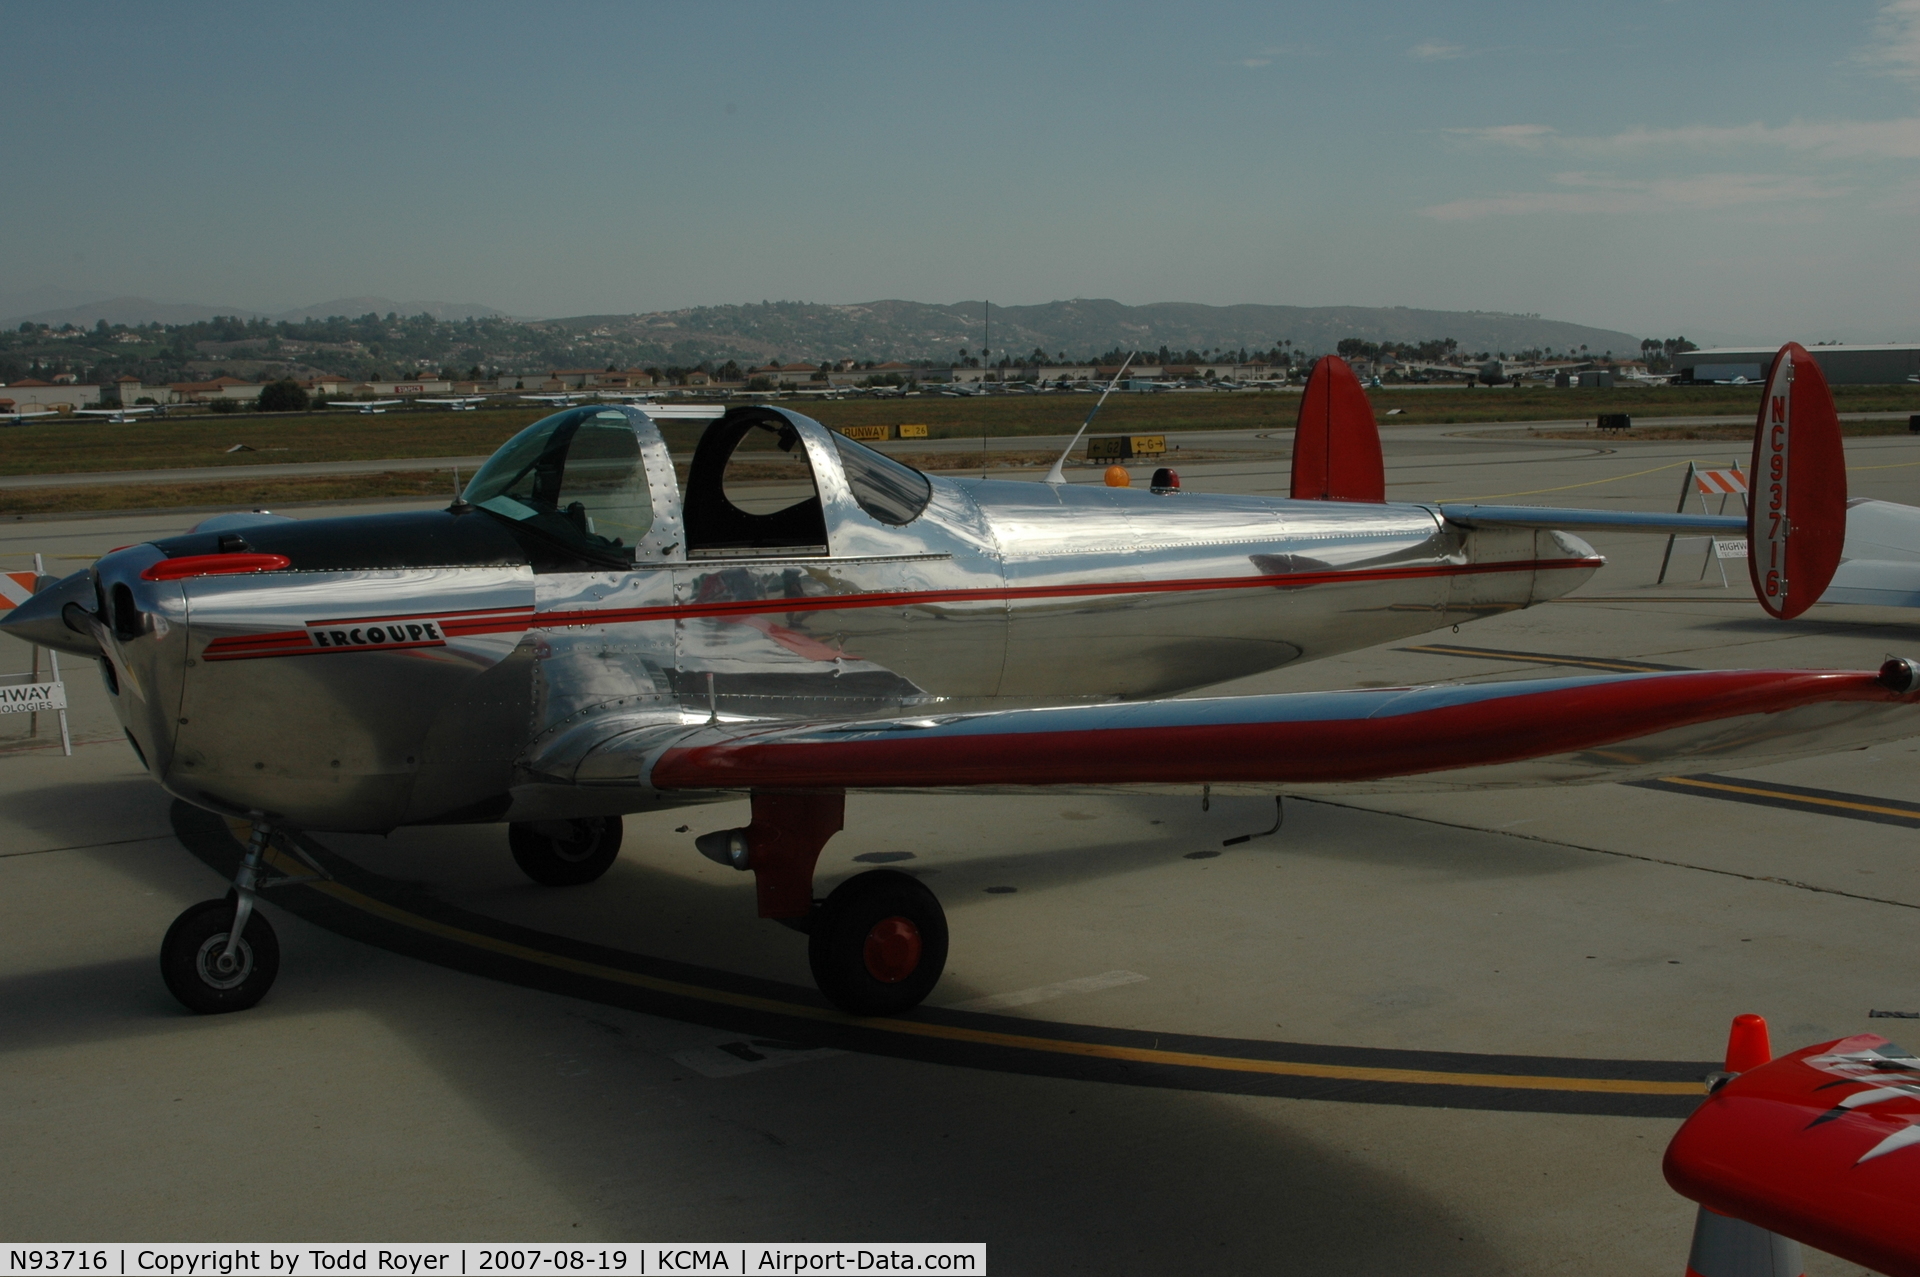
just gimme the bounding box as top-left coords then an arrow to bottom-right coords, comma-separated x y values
0,555 -> 70,754
1658,462 -> 1751,588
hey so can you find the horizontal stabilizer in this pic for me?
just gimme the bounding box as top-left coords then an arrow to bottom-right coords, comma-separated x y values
1439,504 -> 1747,537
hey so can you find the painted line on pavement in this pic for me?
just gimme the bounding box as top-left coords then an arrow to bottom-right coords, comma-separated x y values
1631,774 -> 1920,830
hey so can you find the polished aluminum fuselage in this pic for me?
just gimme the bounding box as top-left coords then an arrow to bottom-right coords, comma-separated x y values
70,408 -> 1599,831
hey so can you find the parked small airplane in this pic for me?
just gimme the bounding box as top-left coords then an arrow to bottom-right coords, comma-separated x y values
1401,358 -> 1583,386
74,406 -> 163,423
328,399 -> 403,414
5,343 -> 1905,1020
416,396 -> 489,411
520,393 -> 583,406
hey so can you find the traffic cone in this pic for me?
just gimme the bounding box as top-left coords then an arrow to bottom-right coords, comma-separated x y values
1722,1013 -> 1772,1074
1681,1014 -> 1805,1277
1684,1207 -> 1804,1277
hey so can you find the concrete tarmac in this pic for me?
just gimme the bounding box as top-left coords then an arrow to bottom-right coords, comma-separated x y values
3,431 -> 1917,1273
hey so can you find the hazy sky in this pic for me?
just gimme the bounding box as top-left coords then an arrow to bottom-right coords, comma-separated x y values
7,1 -> 1918,342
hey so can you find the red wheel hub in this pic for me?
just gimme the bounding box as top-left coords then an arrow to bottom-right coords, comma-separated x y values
862,915 -> 922,984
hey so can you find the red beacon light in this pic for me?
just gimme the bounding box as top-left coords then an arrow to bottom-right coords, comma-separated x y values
1150,468 -> 1181,494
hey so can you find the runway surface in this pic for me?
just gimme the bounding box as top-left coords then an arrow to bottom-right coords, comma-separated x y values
4,429 -> 1919,1272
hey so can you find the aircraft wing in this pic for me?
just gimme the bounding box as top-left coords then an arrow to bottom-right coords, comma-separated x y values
640,666 -> 1920,797
641,404 -> 728,419
1665,1033 -> 1920,1277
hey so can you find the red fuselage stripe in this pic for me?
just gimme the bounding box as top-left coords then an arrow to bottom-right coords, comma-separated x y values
194,557 -> 1601,658
523,556 -> 1601,632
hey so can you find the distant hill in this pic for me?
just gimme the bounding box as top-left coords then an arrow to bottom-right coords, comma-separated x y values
5,294 -> 511,328
270,296 -> 512,323
547,298 -> 1642,362
6,295 -> 267,328
0,286 -> 116,324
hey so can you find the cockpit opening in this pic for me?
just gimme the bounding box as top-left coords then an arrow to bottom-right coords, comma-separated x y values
684,408 -> 829,558
463,407 -> 654,567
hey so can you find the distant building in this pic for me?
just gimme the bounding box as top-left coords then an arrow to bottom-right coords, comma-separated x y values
170,376 -> 261,404
1674,343 -> 1920,385
750,363 -> 830,388
325,378 -> 453,398
592,370 -> 657,389
0,379 -> 100,410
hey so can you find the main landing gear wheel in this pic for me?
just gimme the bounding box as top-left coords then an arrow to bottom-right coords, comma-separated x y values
808,869 -> 948,1016
510,816 -> 623,886
160,898 -> 281,1014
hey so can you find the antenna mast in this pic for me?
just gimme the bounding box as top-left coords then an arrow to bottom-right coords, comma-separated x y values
1044,352 -> 1134,485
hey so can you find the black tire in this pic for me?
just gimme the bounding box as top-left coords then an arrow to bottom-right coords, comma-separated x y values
160,898 -> 280,1014
509,816 -> 622,886
808,869 -> 948,1016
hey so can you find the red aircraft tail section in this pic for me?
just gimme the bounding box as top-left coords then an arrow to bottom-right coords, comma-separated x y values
1665,1030 -> 1920,1277
1290,355 -> 1385,502
1749,342 -> 1846,619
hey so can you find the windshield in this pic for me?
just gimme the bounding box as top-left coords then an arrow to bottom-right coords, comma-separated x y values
830,432 -> 931,525
463,407 -> 652,563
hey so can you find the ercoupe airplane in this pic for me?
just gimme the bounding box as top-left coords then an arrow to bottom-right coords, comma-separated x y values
6,344 -> 1915,1018
328,398 -> 403,414
416,396 -> 489,411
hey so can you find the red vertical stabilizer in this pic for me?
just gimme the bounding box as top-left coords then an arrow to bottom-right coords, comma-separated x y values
1748,343 -> 1846,620
1290,355 -> 1385,502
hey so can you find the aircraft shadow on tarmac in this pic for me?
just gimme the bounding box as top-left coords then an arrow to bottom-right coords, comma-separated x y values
146,800 -> 1709,1124
3,814 -> 1554,1269
1687,613 -> 1920,641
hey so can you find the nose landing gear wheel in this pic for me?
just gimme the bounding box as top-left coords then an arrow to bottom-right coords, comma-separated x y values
160,897 -> 281,1014
510,816 -> 623,886
808,869 -> 948,1016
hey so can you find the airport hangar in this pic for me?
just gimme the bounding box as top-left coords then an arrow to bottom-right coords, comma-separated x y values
1674,342 -> 1920,384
